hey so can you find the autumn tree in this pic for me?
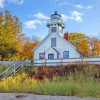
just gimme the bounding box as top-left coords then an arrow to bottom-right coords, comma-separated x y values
89,37 -> 100,57
0,10 -> 22,60
68,32 -> 91,57
0,10 -> 40,60
0,12 -> 4,60
21,38 -> 40,60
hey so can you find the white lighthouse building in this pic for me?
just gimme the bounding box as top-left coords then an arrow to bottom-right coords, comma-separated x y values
33,11 -> 81,65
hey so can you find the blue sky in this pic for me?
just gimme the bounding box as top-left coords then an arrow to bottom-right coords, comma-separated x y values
0,0 -> 100,39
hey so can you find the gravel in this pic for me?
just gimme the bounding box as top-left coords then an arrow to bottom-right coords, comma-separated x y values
0,93 -> 99,100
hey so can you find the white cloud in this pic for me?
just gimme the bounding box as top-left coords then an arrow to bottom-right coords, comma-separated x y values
72,4 -> 93,9
58,1 -> 68,6
75,4 -> 83,9
55,0 -> 93,10
86,5 -> 93,9
61,14 -> 68,21
0,0 -> 5,8
70,11 -> 83,23
25,20 -> 42,29
9,0 -> 23,5
0,0 -> 23,8
61,11 -> 83,23
34,13 -> 49,21
35,8 -> 83,24
25,11 -> 83,30
25,13 -> 49,29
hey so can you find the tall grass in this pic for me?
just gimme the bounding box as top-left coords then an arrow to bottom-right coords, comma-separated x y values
0,63 -> 100,97
0,64 -> 7,73
0,73 -> 100,97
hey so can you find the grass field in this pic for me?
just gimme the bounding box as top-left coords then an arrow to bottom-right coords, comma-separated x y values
0,63 -> 100,98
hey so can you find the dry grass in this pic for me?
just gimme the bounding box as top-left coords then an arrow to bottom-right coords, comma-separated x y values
0,63 -> 100,97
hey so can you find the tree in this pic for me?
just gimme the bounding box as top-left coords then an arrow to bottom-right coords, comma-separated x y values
0,10 -> 40,60
0,12 -> 4,60
0,10 -> 22,60
90,37 -> 100,57
68,32 -> 91,57
21,40 -> 40,60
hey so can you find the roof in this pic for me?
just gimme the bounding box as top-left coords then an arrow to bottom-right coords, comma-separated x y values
59,35 -> 77,49
33,34 -> 50,51
50,11 -> 62,17
61,36 -> 83,56
33,33 -> 79,52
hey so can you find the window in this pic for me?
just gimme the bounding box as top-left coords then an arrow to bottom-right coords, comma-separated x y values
57,53 -> 59,59
51,27 -> 56,33
51,38 -> 56,47
48,54 -> 54,60
39,53 -> 44,59
63,51 -> 69,59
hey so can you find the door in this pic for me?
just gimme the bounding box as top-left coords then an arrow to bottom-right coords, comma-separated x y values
48,54 -> 54,60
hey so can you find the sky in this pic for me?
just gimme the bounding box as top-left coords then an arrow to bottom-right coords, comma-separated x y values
0,0 -> 100,39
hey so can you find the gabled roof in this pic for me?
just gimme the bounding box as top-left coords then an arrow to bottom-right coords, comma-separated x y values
61,36 -> 83,56
58,34 -> 77,49
33,33 -> 81,54
33,34 -> 50,51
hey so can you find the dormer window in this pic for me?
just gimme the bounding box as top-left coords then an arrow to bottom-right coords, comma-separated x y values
51,27 -> 56,33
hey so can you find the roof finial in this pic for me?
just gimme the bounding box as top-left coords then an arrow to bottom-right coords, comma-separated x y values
55,11 -> 57,14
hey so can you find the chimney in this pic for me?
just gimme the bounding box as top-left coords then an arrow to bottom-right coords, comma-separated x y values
64,32 -> 68,40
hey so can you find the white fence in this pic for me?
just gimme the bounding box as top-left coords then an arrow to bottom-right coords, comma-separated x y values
0,57 -> 100,66
0,60 -> 31,66
0,61 -> 17,65
33,57 -> 100,66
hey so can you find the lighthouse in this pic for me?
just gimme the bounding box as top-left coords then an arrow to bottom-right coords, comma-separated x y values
47,11 -> 65,37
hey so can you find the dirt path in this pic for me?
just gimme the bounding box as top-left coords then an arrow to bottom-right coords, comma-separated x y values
0,93 -> 99,100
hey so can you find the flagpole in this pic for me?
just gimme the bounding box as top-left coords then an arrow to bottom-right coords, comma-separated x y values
45,58 -> 46,67
44,51 -> 46,66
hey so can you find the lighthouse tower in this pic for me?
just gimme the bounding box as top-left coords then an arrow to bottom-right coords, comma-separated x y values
46,11 -> 65,37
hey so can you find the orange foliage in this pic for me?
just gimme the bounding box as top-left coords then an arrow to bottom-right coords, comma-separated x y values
90,38 -> 100,56
21,40 -> 40,60
68,32 -> 90,57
